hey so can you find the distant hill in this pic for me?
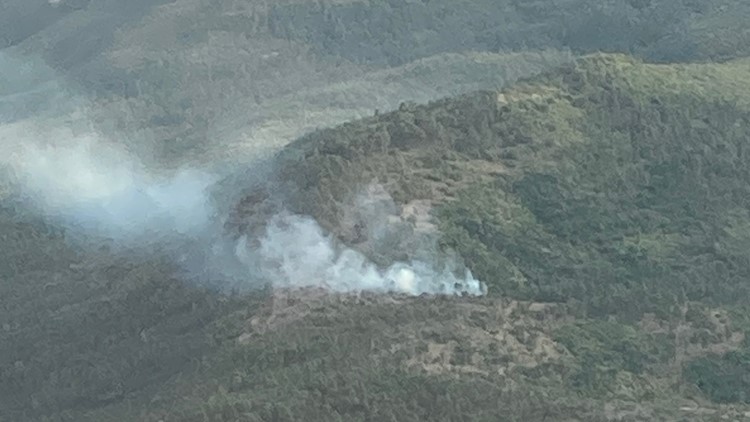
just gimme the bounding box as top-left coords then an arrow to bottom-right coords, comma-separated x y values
3,0 -> 750,165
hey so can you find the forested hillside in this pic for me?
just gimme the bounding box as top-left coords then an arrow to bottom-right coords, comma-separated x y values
229,54 -> 750,419
3,1 -> 750,421
273,54 -> 750,317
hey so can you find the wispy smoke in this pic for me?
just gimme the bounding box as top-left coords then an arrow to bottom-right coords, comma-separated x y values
3,125 -> 217,248
0,119 -> 239,289
0,50 -> 218,251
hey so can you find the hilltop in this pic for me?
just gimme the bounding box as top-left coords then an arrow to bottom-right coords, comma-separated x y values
269,54 -> 750,315
223,54 -> 750,419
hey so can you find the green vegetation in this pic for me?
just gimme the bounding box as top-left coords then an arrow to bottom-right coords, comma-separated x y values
553,320 -> 672,395
4,0 -> 750,420
0,206 -> 255,421
684,349 -> 750,404
267,0 -> 750,64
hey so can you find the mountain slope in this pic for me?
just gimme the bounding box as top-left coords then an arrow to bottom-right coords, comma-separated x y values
4,1 -> 750,416
5,52 -> 750,421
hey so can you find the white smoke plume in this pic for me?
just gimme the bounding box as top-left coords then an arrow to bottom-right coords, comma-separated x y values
0,50 -> 486,297
234,206 -> 486,296
5,128 -> 485,296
